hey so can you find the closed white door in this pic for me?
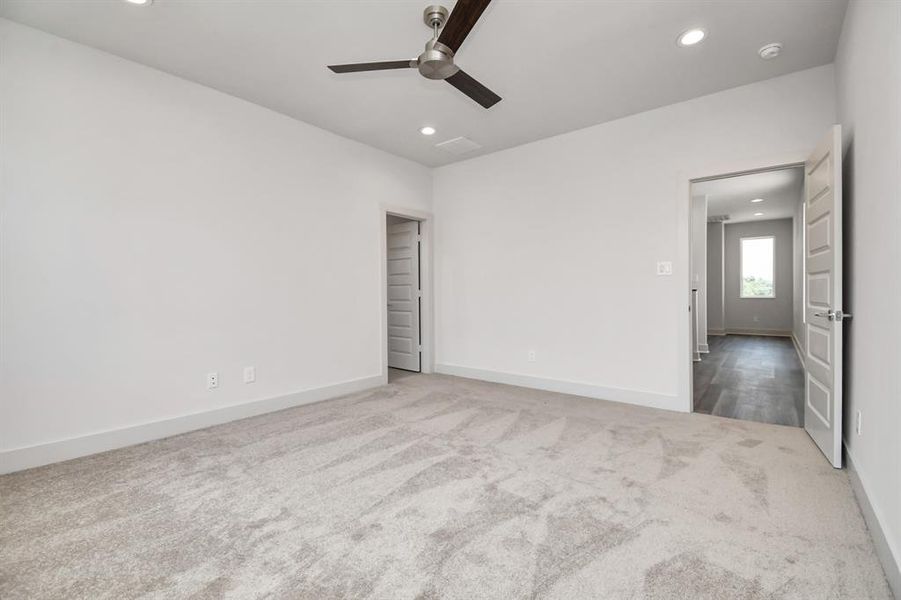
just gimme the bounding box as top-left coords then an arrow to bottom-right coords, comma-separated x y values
804,125 -> 844,468
387,220 -> 421,371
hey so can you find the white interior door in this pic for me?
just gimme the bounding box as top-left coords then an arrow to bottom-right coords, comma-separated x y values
387,219 -> 421,371
804,124 -> 844,468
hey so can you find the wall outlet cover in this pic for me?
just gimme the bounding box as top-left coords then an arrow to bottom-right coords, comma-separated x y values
244,366 -> 256,384
206,372 -> 219,389
657,261 -> 673,276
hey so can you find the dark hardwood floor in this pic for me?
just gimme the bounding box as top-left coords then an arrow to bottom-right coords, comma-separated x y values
388,367 -> 419,383
693,334 -> 804,427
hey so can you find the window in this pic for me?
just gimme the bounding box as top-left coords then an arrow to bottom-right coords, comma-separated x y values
740,236 -> 775,298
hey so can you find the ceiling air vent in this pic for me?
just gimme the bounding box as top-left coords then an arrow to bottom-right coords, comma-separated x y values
435,136 -> 482,156
708,214 -> 731,223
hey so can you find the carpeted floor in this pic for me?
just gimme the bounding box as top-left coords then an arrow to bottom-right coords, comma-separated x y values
0,374 -> 891,599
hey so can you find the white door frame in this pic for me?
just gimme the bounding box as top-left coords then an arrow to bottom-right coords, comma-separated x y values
680,153 -> 807,413
380,205 -> 434,382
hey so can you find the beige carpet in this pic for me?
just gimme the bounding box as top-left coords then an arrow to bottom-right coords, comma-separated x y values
0,374 -> 891,599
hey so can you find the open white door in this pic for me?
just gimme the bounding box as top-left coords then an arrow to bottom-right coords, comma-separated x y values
804,125 -> 845,468
387,219 -> 421,372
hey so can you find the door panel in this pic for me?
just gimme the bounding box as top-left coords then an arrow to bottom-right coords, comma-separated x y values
807,327 -> 830,368
803,125 -> 843,468
387,220 -> 421,372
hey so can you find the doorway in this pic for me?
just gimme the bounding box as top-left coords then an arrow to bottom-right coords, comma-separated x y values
684,126 -> 845,468
385,213 -> 424,380
690,166 -> 807,427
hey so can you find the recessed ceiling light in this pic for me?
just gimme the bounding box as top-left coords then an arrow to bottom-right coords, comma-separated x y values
678,29 -> 706,47
124,0 -> 152,4
759,43 -> 783,60
419,126 -> 436,136
751,198 -> 764,203
754,212 -> 764,216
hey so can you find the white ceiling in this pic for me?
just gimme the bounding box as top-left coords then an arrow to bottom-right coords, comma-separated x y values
694,167 -> 804,224
0,0 -> 848,167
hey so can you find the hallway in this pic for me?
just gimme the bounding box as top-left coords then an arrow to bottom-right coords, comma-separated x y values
693,335 -> 804,427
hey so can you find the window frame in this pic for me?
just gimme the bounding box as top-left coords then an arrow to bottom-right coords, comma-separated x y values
739,235 -> 776,299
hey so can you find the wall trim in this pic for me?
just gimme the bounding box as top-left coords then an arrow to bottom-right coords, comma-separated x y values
724,328 -> 792,337
699,344 -> 710,353
845,444 -> 901,599
708,329 -> 726,336
436,364 -> 680,412
0,375 -> 383,475
790,333 -> 806,368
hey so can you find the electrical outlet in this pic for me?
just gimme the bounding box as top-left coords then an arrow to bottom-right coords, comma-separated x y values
856,410 -> 862,435
657,261 -> 673,276
527,349 -> 537,362
243,366 -> 256,384
206,372 -> 219,390
753,316 -> 760,323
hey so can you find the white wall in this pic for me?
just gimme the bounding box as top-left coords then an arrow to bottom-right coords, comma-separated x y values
706,222 -> 725,334
0,20 -> 432,467
723,219 -> 794,334
690,196 -> 708,351
433,65 -> 836,410
835,0 -> 901,592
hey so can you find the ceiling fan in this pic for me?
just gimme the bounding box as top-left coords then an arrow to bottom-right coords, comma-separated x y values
327,0 -> 501,109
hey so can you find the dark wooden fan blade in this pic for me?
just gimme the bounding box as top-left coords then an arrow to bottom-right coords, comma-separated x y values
445,69 -> 501,109
438,0 -> 492,53
328,60 -> 414,73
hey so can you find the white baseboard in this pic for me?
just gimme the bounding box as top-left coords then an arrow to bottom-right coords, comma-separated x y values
725,328 -> 792,337
845,444 -> 901,599
0,375 -> 383,475
699,344 -> 710,353
790,333 -> 806,368
708,329 -> 726,336
435,364 -> 680,412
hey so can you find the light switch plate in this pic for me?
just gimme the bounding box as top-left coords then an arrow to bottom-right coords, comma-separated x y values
657,261 -> 673,276
243,366 -> 256,384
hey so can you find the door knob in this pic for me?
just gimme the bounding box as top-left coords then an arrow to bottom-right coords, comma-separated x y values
813,309 -> 853,321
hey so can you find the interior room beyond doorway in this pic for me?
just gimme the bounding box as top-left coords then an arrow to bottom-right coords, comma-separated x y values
690,167 -> 806,427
